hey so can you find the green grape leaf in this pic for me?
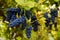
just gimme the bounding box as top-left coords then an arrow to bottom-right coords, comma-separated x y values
25,1 -> 35,8
24,1 -> 35,10
54,0 -> 59,2
15,0 -> 35,10
15,0 -> 25,5
24,6 -> 31,10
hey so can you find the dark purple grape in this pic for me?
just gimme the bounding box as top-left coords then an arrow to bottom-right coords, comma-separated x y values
26,26 -> 32,38
31,15 -> 37,22
50,9 -> 58,17
11,8 -> 21,17
9,16 -> 26,27
50,9 -> 58,30
32,20 -> 39,32
9,18 -> 22,27
44,12 -> 50,20
15,8 -> 21,16
51,16 -> 55,24
6,8 -> 15,22
6,11 -> 12,22
6,7 -> 21,22
25,10 -> 32,19
50,9 -> 58,24
44,12 -> 51,27
21,16 -> 26,30
10,14 -> 17,22
45,18 -> 50,27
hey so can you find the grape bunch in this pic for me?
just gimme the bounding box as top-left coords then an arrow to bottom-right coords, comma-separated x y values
26,26 -> 32,38
44,9 -> 58,30
6,7 -> 21,22
32,20 -> 39,32
15,7 -> 21,16
50,9 -> 58,23
25,10 -> 32,19
6,7 -> 39,38
6,11 -> 12,22
31,15 -> 37,22
50,9 -> 58,30
31,15 -> 39,32
9,16 -> 26,28
44,12 -> 50,20
21,16 -> 26,30
9,18 -> 22,28
10,13 -> 17,22
44,12 -> 50,27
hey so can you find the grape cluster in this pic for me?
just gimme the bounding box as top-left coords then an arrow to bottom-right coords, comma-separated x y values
6,7 -> 21,22
25,10 -> 32,19
31,15 -> 37,22
15,8 -> 21,16
50,9 -> 58,30
50,9 -> 58,23
9,18 -> 22,28
21,16 -> 26,30
10,13 -> 17,22
44,12 -> 51,27
31,15 -> 39,32
44,9 -> 58,30
32,20 -> 39,32
9,16 -> 27,28
6,7 -> 39,38
26,26 -> 32,38
6,11 -> 12,22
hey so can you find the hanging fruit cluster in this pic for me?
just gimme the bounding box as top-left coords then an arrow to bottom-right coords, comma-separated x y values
5,7 -> 39,38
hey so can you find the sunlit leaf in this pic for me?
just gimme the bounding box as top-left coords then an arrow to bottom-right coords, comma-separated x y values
54,0 -> 59,2
15,0 -> 35,10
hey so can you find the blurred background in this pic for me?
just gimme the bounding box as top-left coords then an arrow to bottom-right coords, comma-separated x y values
0,0 -> 60,40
